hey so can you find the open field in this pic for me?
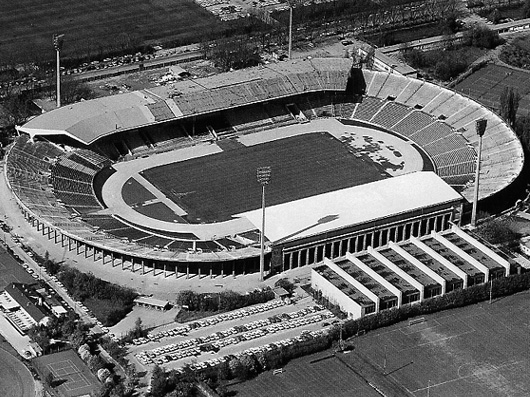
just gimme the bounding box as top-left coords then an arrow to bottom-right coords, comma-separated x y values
353,293 -> 530,396
0,0 -> 222,63
454,64 -> 530,115
230,291 -> 530,397
230,351 -> 382,397
141,132 -> 388,222
34,350 -> 100,397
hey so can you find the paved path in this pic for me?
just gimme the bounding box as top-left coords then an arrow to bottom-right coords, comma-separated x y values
0,160 -> 296,297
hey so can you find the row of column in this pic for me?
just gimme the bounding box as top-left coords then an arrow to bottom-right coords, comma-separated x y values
21,208 -> 256,278
282,212 -> 451,272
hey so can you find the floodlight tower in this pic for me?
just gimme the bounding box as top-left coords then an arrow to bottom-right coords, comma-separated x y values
288,5 -> 293,60
471,118 -> 487,228
257,166 -> 271,282
53,34 -> 65,108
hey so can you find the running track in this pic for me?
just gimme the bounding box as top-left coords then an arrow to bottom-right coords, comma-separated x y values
0,348 -> 35,397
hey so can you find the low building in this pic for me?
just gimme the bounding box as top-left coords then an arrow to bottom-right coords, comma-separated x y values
312,225 -> 511,320
134,296 -> 170,311
0,283 -> 51,333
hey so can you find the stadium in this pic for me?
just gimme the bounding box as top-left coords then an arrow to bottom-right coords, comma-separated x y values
8,57 -> 524,279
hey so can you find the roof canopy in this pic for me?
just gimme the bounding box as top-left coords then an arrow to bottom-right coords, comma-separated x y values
237,172 -> 462,244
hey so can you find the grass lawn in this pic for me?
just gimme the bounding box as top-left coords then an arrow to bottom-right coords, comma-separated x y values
141,132 -> 388,223
0,0 -> 223,63
231,291 -> 530,397
83,297 -> 133,326
229,350 -> 383,397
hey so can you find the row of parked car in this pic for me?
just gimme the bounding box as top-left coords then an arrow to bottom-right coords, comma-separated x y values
176,329 -> 331,373
134,299 -> 288,345
135,309 -> 333,366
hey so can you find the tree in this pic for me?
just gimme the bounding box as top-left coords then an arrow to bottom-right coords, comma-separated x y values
149,365 -> 168,397
463,25 -> 502,49
500,86 -> 520,127
274,278 -> 295,294
524,0 -> 530,18
476,218 -> 519,245
515,113 -> 530,151
60,77 -> 95,105
45,372 -> 55,387
488,8 -> 502,24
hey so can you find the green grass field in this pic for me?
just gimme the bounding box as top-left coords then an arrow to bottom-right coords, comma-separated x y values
354,293 -> 530,397
230,291 -> 530,397
229,351 -> 382,397
0,0 -> 222,63
140,132 -> 388,223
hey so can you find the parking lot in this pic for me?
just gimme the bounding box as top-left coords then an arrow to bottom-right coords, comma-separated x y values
127,297 -> 336,371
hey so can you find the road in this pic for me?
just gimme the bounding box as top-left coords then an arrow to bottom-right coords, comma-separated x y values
72,49 -> 203,83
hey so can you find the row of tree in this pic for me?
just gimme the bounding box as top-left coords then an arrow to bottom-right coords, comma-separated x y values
176,288 -> 275,313
35,253 -> 138,326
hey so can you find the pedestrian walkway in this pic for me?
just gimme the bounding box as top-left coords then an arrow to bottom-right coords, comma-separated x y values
0,161 -> 304,299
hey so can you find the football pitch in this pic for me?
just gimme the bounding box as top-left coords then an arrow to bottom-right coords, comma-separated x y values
231,291 -> 530,397
353,293 -> 530,397
229,351 -> 382,397
140,132 -> 388,223
0,0 -> 221,63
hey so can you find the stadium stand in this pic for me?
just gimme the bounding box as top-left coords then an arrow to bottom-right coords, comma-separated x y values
10,59 -> 524,276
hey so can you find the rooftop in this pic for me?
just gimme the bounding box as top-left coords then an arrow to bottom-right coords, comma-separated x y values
421,238 -> 482,277
442,232 -> 504,270
400,242 -> 462,281
378,248 -> 438,287
239,172 -> 462,244
313,265 -> 374,307
4,283 -> 47,323
354,253 -> 416,294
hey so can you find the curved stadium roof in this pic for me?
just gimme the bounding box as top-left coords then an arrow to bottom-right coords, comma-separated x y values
18,58 -> 524,202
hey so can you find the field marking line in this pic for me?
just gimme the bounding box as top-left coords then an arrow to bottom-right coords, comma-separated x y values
397,329 -> 476,352
398,318 -> 442,335
63,372 -> 90,391
411,360 -> 523,393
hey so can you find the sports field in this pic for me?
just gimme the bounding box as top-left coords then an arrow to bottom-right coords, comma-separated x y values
140,132 -> 389,223
0,0 -> 221,63
34,350 -> 100,397
231,291 -> 530,397
0,348 -> 35,397
454,64 -> 530,115
229,351 -> 382,397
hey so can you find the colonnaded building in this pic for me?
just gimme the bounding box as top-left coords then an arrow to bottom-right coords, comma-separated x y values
8,59 -> 523,311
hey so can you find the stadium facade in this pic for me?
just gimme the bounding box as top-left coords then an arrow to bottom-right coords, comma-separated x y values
9,58 -> 523,278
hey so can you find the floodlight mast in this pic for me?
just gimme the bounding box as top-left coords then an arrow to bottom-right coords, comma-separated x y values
288,5 -> 293,60
53,34 -> 65,108
257,166 -> 271,282
471,118 -> 487,228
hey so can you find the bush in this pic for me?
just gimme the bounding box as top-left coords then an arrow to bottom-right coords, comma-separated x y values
475,218 -> 519,245
176,288 -> 275,313
463,25 -> 503,49
433,54 -> 468,81
400,47 -> 427,69
274,278 -> 295,294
